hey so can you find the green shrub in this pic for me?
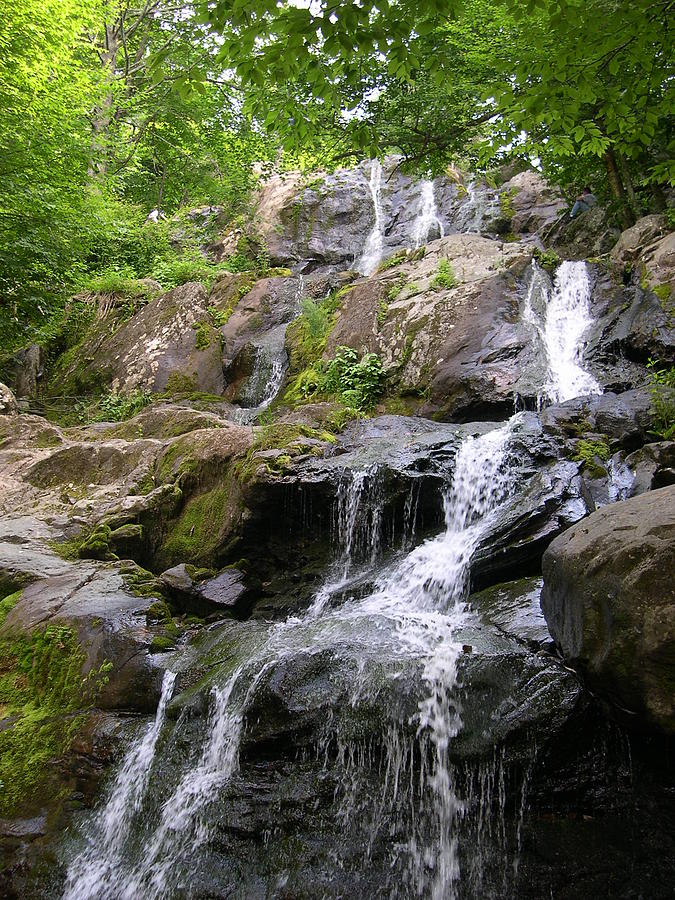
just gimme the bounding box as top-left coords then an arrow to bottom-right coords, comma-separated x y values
98,389 -> 152,422
151,246 -> 230,289
430,259 -> 458,291
647,359 -> 675,439
323,346 -> 386,410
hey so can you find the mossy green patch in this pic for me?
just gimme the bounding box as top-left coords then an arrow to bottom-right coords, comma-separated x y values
572,438 -> 611,478
430,259 -> 458,291
160,486 -> 231,564
193,321 -> 212,350
376,249 -> 407,272
0,621 -> 110,816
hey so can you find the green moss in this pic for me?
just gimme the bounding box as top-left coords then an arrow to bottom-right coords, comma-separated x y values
165,372 -> 197,395
376,298 -> 389,327
0,590 -> 22,627
0,623 -> 110,816
120,562 -> 163,599
499,186 -> 517,219
34,431 -> 63,449
146,601 -> 171,623
572,438 -> 611,477
236,424 -> 335,481
77,525 -> 114,561
193,321 -> 211,350
149,635 -> 175,653
653,282 -> 671,302
160,486 -> 231,563
135,472 -> 156,495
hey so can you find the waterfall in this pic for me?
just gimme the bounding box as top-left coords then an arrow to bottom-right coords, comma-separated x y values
356,159 -> 385,275
233,275 -> 305,423
523,260 -> 602,405
412,180 -> 445,248
454,180 -> 499,234
62,671 -> 176,900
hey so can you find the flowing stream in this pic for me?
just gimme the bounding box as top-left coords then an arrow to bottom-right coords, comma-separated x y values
357,159 -> 386,275
62,248 -> 603,898
413,181 -> 445,248
522,259 -> 602,405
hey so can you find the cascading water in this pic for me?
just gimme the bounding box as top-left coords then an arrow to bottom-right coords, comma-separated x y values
522,259 -> 602,405
62,671 -> 176,900
356,159 -> 385,275
61,202 -> 608,900
413,181 -> 445,248
454,180 -> 500,234
233,275 -> 305,423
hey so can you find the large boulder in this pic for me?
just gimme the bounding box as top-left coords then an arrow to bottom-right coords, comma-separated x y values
0,383 -> 18,416
610,214 -> 668,269
500,170 -> 567,234
541,485 -> 675,733
49,282 -> 225,397
324,234 -> 534,420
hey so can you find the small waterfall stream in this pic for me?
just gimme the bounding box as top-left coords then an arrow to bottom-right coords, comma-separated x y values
413,181 -> 445,248
453,181 -> 500,234
356,159 -> 385,275
523,259 -> 602,406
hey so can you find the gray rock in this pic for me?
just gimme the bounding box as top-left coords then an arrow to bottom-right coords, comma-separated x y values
541,485 -> 675,734
0,383 -> 18,416
610,214 -> 668,268
626,441 -> 675,495
501,170 -> 567,233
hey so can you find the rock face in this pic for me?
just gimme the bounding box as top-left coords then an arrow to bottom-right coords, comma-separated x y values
541,486 -> 675,734
500,170 -> 567,234
50,282 -> 225,396
0,383 -> 18,415
325,233 -> 534,419
256,158 -> 504,274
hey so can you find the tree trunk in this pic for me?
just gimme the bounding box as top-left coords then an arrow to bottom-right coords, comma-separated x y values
88,24 -> 119,182
617,151 -> 640,220
604,148 -> 634,229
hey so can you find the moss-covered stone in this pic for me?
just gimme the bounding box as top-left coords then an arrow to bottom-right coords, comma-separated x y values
0,610 -> 110,817
159,486 -> 231,565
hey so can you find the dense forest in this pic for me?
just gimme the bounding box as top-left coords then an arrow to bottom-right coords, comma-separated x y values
2,0 -> 673,351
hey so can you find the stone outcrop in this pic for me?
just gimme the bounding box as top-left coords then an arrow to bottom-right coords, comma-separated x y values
49,282 -> 225,397
541,485 -> 675,734
325,233 -> 534,420
0,383 -> 18,416
500,170 -> 567,234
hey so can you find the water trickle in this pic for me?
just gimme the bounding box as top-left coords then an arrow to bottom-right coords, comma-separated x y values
63,670 -> 176,900
357,159 -> 385,275
523,260 -> 602,405
454,181 -> 499,234
413,181 -> 445,248
233,275 -> 305,423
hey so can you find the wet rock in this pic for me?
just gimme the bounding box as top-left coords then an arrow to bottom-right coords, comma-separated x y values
626,441 -> 675,495
159,563 -> 247,615
553,206 -> 620,259
641,230 -> 675,295
0,383 -> 19,416
540,389 -> 653,451
541,485 -> 675,734
468,576 -> 553,648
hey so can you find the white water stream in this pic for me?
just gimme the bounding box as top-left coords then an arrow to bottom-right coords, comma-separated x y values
413,181 -> 445,248
523,260 -> 602,405
357,159 -> 385,275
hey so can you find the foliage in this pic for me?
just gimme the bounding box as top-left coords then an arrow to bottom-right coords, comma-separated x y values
430,259 -> 459,291
572,438 -> 611,478
0,594 -> 111,816
99,389 -> 153,422
647,359 -> 675,440
323,347 -> 387,411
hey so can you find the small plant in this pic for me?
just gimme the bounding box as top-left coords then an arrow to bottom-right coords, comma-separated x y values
376,249 -> 407,273
647,358 -> 675,439
377,298 -> 389,327
430,259 -> 458,291
151,246 -> 230,288
193,321 -> 211,350
535,248 -> 561,271
323,346 -> 387,410
98,388 -> 152,422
